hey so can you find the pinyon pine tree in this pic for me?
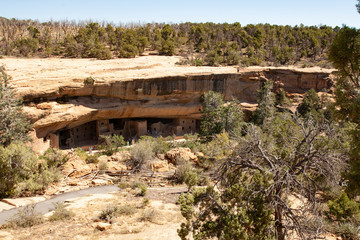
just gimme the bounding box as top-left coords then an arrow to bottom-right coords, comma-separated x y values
0,66 -> 31,146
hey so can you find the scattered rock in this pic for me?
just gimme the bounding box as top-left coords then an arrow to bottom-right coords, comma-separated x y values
195,152 -> 205,159
165,148 -> 198,165
111,151 -> 131,162
97,155 -> 110,162
91,179 -> 109,186
149,160 -> 169,172
68,180 -> 78,186
106,161 -> 127,171
61,155 -> 92,178
95,222 -> 112,231
157,154 -> 165,161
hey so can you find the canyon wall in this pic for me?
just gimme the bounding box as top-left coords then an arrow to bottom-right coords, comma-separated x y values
21,69 -> 333,139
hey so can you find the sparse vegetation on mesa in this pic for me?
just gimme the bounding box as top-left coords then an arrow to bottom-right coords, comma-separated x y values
0,18 -> 336,66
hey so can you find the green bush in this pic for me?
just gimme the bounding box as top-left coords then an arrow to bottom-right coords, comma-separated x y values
15,167 -> 62,196
83,76 -> 95,85
98,159 -> 108,170
204,50 -> 223,66
73,147 -> 98,163
153,136 -> 171,154
328,192 -> 360,222
40,148 -> 68,168
118,181 -> 131,189
0,142 -> 61,197
177,193 -> 194,220
48,202 -> 74,222
297,88 -> 322,116
173,162 -> 205,191
98,134 -> 125,156
140,208 -> 159,223
86,154 -> 99,164
74,147 -> 90,161
117,205 -> 137,215
129,139 -> 155,170
15,38 -> 39,56
99,204 -> 119,222
160,40 -> 175,56
89,44 -> 112,60
138,184 -> 147,196
130,181 -> 148,196
5,204 -> 44,228
99,204 -> 137,222
277,89 -> 292,107
194,58 -> 203,66
331,222 -> 360,240
119,44 -> 139,58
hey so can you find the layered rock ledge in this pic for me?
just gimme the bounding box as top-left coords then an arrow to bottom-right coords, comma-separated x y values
0,56 -> 334,151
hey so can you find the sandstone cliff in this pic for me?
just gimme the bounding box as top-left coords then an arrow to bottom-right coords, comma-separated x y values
0,56 -> 334,140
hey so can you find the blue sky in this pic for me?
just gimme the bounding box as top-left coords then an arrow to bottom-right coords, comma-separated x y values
1,0 -> 359,27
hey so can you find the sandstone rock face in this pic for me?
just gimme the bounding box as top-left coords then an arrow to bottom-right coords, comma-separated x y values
111,151 -> 131,162
165,148 -> 198,165
149,160 -> 170,172
20,69 -> 333,139
1,57 -> 334,141
61,155 -> 92,178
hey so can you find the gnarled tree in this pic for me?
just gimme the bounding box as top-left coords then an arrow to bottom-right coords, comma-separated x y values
179,113 -> 347,240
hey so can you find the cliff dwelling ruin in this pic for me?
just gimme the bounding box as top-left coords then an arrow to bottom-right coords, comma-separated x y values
55,118 -> 197,149
0,56 -> 335,153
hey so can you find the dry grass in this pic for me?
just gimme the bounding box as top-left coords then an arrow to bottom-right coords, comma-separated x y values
4,187 -> 185,240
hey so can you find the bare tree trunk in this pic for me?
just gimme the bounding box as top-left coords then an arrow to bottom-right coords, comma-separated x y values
275,203 -> 285,240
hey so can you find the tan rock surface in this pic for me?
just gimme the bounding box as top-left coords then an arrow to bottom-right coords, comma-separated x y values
61,155 -> 92,178
149,160 -> 170,172
0,56 -> 335,139
165,147 -> 198,165
1,196 -> 46,208
0,202 -> 14,212
0,56 -> 333,97
111,151 -> 131,162
95,222 -> 112,231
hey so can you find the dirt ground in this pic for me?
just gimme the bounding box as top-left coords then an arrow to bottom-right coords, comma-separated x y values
0,186 -> 188,240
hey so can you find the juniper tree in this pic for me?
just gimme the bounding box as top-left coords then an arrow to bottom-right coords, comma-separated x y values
328,26 -> 360,195
179,113 -> 347,240
200,91 -> 244,139
253,80 -> 276,126
0,66 -> 31,147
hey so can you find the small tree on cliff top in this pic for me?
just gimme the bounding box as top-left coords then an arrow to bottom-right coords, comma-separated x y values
0,66 -> 31,146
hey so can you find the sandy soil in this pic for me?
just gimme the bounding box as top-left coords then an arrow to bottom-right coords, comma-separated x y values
0,55 -> 334,97
1,186 -> 187,240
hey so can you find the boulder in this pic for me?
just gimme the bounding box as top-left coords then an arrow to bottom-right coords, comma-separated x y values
91,179 -> 109,186
97,155 -> 111,162
95,222 -> 112,231
105,161 -> 127,171
165,147 -> 198,165
111,151 -> 131,162
149,160 -> 169,172
61,155 -> 92,178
